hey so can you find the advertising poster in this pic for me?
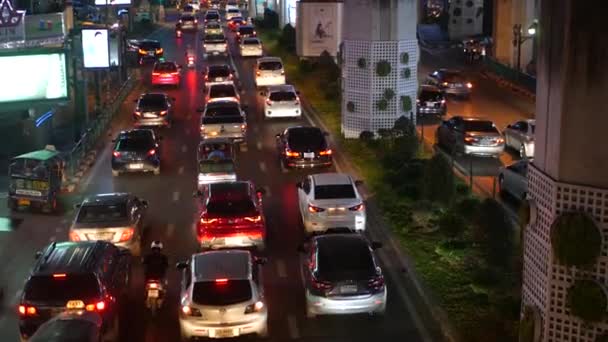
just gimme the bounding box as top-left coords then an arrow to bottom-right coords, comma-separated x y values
308,4 -> 336,56
0,53 -> 68,104
82,28 -> 110,68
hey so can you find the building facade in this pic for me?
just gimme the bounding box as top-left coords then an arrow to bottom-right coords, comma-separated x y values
447,0 -> 483,40
493,0 -> 538,73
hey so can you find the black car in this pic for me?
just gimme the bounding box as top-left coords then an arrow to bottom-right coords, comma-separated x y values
416,85 -> 447,116
236,25 -> 256,42
276,126 -> 332,168
133,93 -> 174,127
135,39 -> 163,64
111,129 -> 162,176
203,64 -> 235,86
18,241 -> 131,340
29,311 -> 104,342
178,14 -> 198,30
426,69 -> 472,98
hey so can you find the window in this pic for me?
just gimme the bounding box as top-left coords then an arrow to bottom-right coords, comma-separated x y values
138,95 -> 168,110
209,85 -> 236,98
115,137 -> 154,151
463,120 -> 497,132
199,160 -> 235,173
76,203 -> 128,223
259,61 -> 283,71
243,39 -> 260,45
206,199 -> 256,216
154,63 -> 177,72
287,128 -> 327,151
269,91 -> 297,102
25,274 -> 101,302
317,243 -> 375,281
192,280 -> 252,305
314,184 -> 356,200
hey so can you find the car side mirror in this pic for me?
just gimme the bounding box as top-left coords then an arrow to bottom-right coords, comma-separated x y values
297,243 -> 308,253
35,251 -> 43,260
176,262 -> 188,269
196,106 -> 206,112
254,256 -> 267,265
354,180 -> 364,186
74,203 -> 81,209
371,241 -> 383,250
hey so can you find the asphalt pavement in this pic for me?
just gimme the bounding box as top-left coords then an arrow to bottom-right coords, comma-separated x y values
0,16 -> 430,342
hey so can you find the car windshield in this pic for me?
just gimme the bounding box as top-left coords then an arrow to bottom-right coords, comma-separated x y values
243,38 -> 260,45
208,66 -> 230,77
269,91 -> 296,101
192,280 -> 252,306
209,85 -> 236,98
30,319 -> 99,342
317,244 -> 375,281
139,41 -> 160,50
287,128 -> 327,151
238,27 -> 254,34
9,159 -> 49,179
314,184 -> 356,199
199,160 -> 235,173
24,274 -> 100,303
76,203 -> 128,223
259,61 -> 282,71
154,63 -> 177,72
138,95 -> 167,110
463,120 -> 497,132
419,90 -> 443,101
206,198 -> 256,216
205,34 -> 225,42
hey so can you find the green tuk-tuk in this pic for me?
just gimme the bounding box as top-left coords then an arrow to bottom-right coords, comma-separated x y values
7,146 -> 65,213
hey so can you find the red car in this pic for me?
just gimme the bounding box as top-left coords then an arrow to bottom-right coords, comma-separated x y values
227,16 -> 247,31
196,181 -> 267,251
151,61 -> 181,86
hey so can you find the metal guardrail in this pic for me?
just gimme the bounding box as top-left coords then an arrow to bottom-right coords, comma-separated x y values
484,57 -> 537,94
64,73 -> 136,177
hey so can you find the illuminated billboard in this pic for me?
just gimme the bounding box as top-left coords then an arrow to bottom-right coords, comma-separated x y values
94,0 -> 131,5
296,2 -> 343,57
82,28 -> 110,68
0,53 -> 68,104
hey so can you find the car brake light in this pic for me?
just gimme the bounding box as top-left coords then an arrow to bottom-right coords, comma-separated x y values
241,124 -> 246,131
266,99 -> 272,106
159,110 -> 168,116
368,275 -> 385,290
181,305 -> 203,316
467,82 -> 473,88
256,71 -> 260,76
147,149 -> 156,156
112,151 -> 121,158
496,137 -> 505,144
200,217 -> 218,224
319,149 -> 332,156
308,204 -> 325,213
134,111 -> 141,116
69,230 -> 81,241
95,301 -> 105,311
152,72 -> 161,76
138,48 -> 146,54
53,273 -> 67,278
245,301 -> 264,314
147,282 -> 159,289
349,203 -> 365,211
464,136 -> 477,143
285,149 -> 299,157
119,228 -> 134,242
19,305 -> 37,316
244,215 -> 262,223
442,82 -> 448,86
204,75 -> 209,81
215,278 -> 228,284
237,32 -> 240,36
441,99 -> 446,104
281,70 -> 285,75
200,126 -> 206,132
224,43 -> 227,48
156,48 -> 163,54
311,278 -> 332,291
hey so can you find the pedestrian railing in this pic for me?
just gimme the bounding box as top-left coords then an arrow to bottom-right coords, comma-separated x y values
484,57 -> 536,94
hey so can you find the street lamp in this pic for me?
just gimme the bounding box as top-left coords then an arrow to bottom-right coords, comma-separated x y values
513,20 -> 538,72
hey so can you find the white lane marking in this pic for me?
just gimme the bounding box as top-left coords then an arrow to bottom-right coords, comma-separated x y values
173,191 -> 180,202
259,161 -> 267,172
178,166 -> 185,175
167,223 -> 176,238
256,141 -> 263,151
276,259 -> 287,278
181,145 -> 188,153
287,314 -> 300,339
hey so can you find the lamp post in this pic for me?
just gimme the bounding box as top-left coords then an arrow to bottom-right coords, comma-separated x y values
513,20 -> 537,72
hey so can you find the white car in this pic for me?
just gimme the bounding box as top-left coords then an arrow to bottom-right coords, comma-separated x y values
498,159 -> 529,201
504,119 -> 535,158
177,250 -> 268,339
205,82 -> 240,103
187,0 -> 200,12
239,37 -> 263,57
297,173 -> 366,235
262,84 -> 301,118
254,57 -> 286,87
225,8 -> 241,21
225,0 -> 239,11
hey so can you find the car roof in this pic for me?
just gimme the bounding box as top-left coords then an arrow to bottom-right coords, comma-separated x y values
208,181 -> 251,198
32,241 -> 114,275
314,233 -> 370,256
268,84 -> 295,93
258,56 -> 282,63
193,250 -> 252,281
311,173 -> 353,186
118,129 -> 154,139
82,192 -> 131,205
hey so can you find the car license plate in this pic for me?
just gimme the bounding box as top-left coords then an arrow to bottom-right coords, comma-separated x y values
148,51 -> 154,56
426,102 -> 435,107
340,285 -> 358,294
225,237 -> 241,245
148,289 -> 159,298
18,199 -> 31,206
144,112 -> 156,118
304,152 -> 315,159
92,233 -> 114,240
129,163 -> 144,169
215,328 -> 234,338
216,77 -> 224,82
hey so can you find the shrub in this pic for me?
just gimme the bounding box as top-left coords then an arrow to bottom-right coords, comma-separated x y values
318,51 -> 340,83
325,80 -> 340,101
400,52 -> 409,64
474,199 -> 514,268
383,88 -> 395,100
401,95 -> 413,112
376,60 -> 392,76
401,68 -> 411,79
567,279 -> 607,322
357,57 -> 367,69
439,210 -> 466,238
347,101 -> 356,112
421,153 -> 454,205
359,130 -> 374,142
263,8 -> 279,29
298,59 -> 314,73
454,196 -> 481,221
455,182 -> 470,196
551,212 -> 601,267
279,24 -> 296,53
376,99 -> 388,111
381,119 -> 419,169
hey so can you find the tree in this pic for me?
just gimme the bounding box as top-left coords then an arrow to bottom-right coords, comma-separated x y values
318,50 -> 340,83
279,24 -> 296,53
421,153 -> 454,204
474,199 -> 514,268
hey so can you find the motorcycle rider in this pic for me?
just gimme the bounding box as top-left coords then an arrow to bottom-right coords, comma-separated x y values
142,241 -> 169,283
185,44 -> 196,66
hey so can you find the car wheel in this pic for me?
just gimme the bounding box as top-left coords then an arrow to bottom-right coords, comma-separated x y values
112,170 -> 120,177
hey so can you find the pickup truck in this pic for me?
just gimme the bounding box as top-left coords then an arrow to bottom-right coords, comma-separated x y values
199,100 -> 247,143
203,33 -> 228,57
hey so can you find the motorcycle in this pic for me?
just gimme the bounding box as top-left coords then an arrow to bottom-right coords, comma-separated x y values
145,279 -> 164,316
186,55 -> 195,68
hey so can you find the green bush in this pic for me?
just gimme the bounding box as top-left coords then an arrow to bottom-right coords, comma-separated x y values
551,212 -> 601,267
279,24 -> 296,53
357,58 -> 367,69
400,52 -> 409,64
359,130 -> 374,142
401,95 -> 413,112
318,51 -> 340,83
421,153 -> 455,205
325,80 -> 340,101
567,279 -> 607,322
347,101 -> 356,112
381,118 -> 419,170
376,99 -> 388,111
454,196 -> 481,221
439,210 -> 466,238
383,88 -> 395,100
376,60 -> 392,76
262,9 -> 279,29
401,68 -> 412,79
298,59 -> 314,73
455,182 -> 471,196
474,199 -> 514,268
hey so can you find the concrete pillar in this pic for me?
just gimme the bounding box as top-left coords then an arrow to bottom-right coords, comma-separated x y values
521,1 -> 608,340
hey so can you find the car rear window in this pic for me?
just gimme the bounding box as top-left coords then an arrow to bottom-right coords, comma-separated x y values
238,26 -> 254,34
205,34 -> 225,43
206,22 -> 220,28
206,198 -> 256,216
317,244 -> 375,281
115,137 -> 154,151
228,8 -> 239,13
419,90 -> 443,101
154,63 -> 177,73
259,61 -> 282,71
243,38 -> 259,45
193,280 -> 252,305
199,160 -> 235,173
463,120 -> 497,132
314,184 -> 356,199
287,128 -> 327,151
76,203 -> 128,223
25,274 -> 101,303
30,319 -> 99,342
139,95 -> 167,110
269,91 -> 296,101
139,41 -> 160,49
208,66 -> 230,77
205,13 -> 220,20
209,85 -> 236,98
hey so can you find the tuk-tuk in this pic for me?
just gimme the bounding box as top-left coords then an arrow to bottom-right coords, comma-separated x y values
196,139 -> 237,190
7,146 -> 64,213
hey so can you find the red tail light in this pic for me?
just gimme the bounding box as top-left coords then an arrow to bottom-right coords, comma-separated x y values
181,305 -> 202,316
204,75 -> 209,81
69,230 -> 80,241
229,74 -> 234,80
266,99 -> 272,106
147,282 -> 159,289
368,274 -> 385,291
240,124 -> 246,131
237,32 -> 240,36
200,217 -> 218,224
319,149 -> 332,156
147,149 -> 156,156
349,203 -> 365,211
159,110 -> 168,116
311,277 -> 333,291
256,71 -> 260,76
285,149 -> 299,157
85,300 -> 105,312
308,204 -> 325,213
152,72 -> 161,76
244,215 -> 262,223
215,278 -> 228,284
19,305 -> 37,316
281,70 -> 285,75
53,273 -> 66,278
112,151 -> 121,158
118,228 -> 134,242
188,56 -> 194,62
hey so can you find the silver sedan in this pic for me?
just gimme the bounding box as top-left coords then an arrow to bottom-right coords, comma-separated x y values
498,159 -> 529,201
504,119 -> 535,158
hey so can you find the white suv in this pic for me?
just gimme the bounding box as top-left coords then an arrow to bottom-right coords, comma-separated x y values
254,57 -> 286,87
262,84 -> 301,118
297,173 -> 366,235
178,250 -> 268,339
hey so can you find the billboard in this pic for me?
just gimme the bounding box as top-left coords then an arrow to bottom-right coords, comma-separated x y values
82,28 -> 110,68
0,53 -> 68,104
94,0 -> 131,5
296,2 -> 343,57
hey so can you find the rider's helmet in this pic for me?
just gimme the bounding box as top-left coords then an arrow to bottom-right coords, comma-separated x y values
151,241 -> 163,251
